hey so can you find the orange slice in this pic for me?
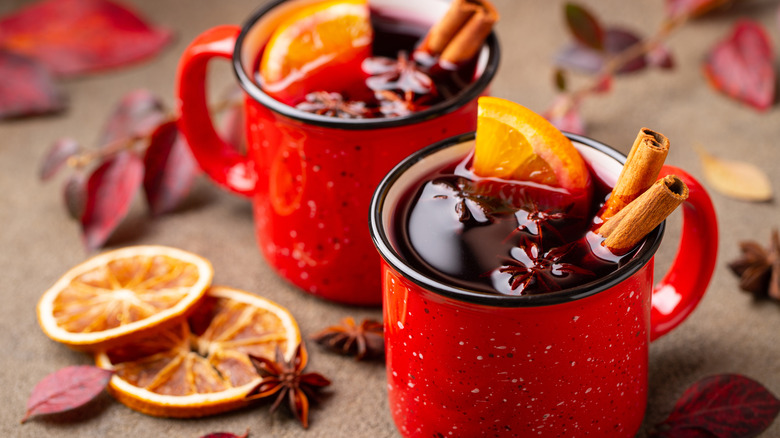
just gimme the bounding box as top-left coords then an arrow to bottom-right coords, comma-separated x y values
473,96 -> 590,192
37,246 -> 213,351
259,0 -> 373,101
95,286 -> 301,418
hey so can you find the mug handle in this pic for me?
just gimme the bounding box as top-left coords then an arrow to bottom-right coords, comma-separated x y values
175,25 -> 256,197
649,165 -> 718,341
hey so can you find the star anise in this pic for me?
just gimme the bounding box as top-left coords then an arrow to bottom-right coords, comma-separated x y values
498,240 -> 595,294
247,342 -> 331,429
295,91 -> 373,118
431,177 -> 513,223
375,89 -> 426,117
363,51 -> 435,96
728,228 -> 780,300
310,317 -> 384,360
515,201 -> 572,243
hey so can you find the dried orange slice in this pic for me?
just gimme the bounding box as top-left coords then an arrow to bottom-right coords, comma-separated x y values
37,246 -> 213,351
95,286 -> 301,418
473,96 -> 590,192
259,0 -> 373,101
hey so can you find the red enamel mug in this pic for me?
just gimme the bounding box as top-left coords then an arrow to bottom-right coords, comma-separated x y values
175,0 -> 499,305
369,133 -> 718,437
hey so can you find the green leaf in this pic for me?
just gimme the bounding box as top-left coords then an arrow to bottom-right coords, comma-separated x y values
565,3 -> 605,50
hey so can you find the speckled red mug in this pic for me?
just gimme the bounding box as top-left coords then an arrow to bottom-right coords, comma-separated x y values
369,133 -> 718,437
176,0 -> 499,305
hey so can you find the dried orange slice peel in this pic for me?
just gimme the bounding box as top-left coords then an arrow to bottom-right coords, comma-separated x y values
259,0 -> 372,95
37,245 -> 213,351
473,96 -> 590,192
95,286 -> 301,418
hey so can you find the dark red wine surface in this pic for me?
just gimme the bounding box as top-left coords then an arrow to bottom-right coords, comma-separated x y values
254,7 -> 480,116
394,153 -> 639,296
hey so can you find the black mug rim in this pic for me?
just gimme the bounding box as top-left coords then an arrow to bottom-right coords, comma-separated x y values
369,132 -> 666,308
232,0 -> 501,130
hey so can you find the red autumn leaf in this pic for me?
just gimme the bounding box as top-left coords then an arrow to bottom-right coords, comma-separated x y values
647,44 -> 675,70
143,121 -> 199,216
649,374 -> 780,438
98,89 -> 168,147
64,172 -> 88,220
544,95 -> 586,136
0,0 -> 173,77
703,21 -> 776,111
564,3 -> 604,50
555,28 -> 647,75
604,29 -> 646,74
665,0 -> 731,19
0,49 -> 65,119
592,75 -> 613,94
81,151 -> 144,250
21,365 -> 113,423
40,138 -> 81,181
199,431 -> 249,438
554,43 -> 604,74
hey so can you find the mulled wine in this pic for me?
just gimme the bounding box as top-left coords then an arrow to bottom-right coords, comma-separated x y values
254,4 -> 481,118
393,147 -> 641,296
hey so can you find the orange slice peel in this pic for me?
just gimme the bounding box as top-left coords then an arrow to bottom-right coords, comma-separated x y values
37,245 -> 213,352
473,96 -> 591,193
259,0 -> 373,101
95,285 -> 301,418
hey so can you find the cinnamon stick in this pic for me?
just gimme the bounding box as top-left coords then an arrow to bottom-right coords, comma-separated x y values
599,128 -> 670,221
417,0 -> 499,65
599,175 -> 689,252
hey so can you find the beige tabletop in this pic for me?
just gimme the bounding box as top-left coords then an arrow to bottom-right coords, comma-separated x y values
2,0 -> 779,436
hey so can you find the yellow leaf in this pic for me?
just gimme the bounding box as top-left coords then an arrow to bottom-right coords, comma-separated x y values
695,144 -> 773,202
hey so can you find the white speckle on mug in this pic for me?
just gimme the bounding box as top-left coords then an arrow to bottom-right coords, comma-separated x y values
397,321 -> 404,330
471,388 -> 479,393
408,382 -> 415,388
573,315 -> 580,321
477,356 -> 483,360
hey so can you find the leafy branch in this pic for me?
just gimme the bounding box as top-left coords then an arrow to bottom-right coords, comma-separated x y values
546,0 -> 777,135
39,89 -> 244,251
